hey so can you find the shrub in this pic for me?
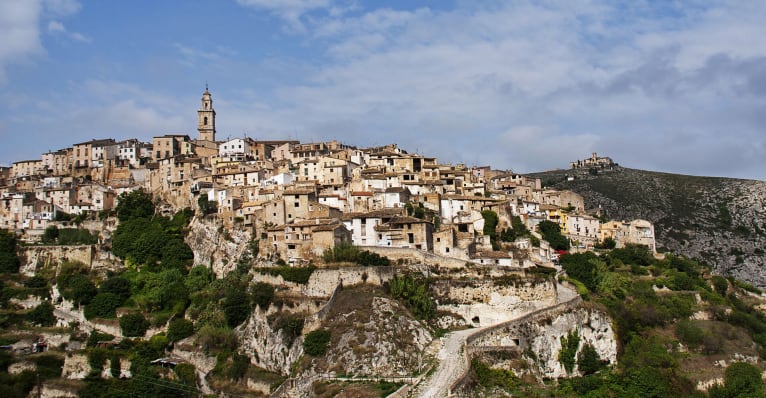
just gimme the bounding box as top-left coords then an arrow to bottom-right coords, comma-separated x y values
303,329 -> 331,356
388,275 -> 436,320
223,285 -> 251,328
250,282 -> 275,310
167,318 -> 194,342
84,293 -> 122,319
558,330 -> 580,374
0,229 -> 20,273
577,343 -> 605,375
119,312 -> 149,337
675,319 -> 704,348
712,275 -> 728,296
538,220 -> 570,251
29,302 -> 56,326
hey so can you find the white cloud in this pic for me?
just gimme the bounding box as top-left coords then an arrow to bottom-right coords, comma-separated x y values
0,0 -> 44,82
236,0 -> 334,31
47,19 -> 90,42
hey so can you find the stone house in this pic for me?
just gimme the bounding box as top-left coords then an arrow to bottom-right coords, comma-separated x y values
341,208 -> 405,247
152,135 -> 194,160
564,214 -> 601,247
374,216 -> 434,251
600,219 -> 656,252
41,149 -> 72,176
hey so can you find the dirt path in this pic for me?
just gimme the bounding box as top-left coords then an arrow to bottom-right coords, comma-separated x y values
414,282 -> 578,397
415,327 -> 483,398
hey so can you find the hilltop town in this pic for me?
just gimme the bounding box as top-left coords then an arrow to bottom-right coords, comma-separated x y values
3,90 -> 766,398
1,88 -> 655,263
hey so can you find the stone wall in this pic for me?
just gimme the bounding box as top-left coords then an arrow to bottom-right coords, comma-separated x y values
251,266 -> 397,298
432,277 -> 558,327
18,245 -> 95,276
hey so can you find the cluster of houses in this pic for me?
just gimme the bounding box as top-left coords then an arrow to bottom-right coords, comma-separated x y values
1,89 -> 655,266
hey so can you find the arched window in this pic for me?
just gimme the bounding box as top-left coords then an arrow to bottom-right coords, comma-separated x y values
203,117 -> 208,125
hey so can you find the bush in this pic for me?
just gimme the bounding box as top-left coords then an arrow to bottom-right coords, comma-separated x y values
577,343 -> 605,375
98,276 -> 132,302
0,229 -> 20,273
303,329 -> 331,356
167,318 -> 194,342
120,312 -> 149,337
84,292 -> 122,319
258,266 -> 316,285
388,275 -> 436,320
250,282 -> 275,310
675,319 -> 704,348
28,302 -> 56,326
223,285 -> 251,328
712,275 -> 728,296
115,190 -> 155,221
558,330 -> 580,374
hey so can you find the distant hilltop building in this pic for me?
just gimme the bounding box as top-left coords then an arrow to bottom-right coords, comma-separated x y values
570,152 -> 614,170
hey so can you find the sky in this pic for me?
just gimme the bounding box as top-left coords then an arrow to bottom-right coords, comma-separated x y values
1,0 -> 765,180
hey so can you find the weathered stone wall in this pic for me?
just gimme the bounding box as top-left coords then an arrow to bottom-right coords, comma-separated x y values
18,245 -> 94,276
250,266 -> 397,298
433,277 -> 558,326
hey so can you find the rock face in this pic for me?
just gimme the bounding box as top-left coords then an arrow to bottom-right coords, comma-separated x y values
186,217 -> 253,277
432,277 -> 558,327
524,308 -> 616,378
469,304 -> 617,379
532,167 -> 766,287
237,305 -> 306,375
321,296 -> 432,377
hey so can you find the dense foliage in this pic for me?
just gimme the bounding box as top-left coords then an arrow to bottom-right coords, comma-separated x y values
537,220 -> 570,250
41,226 -> 97,245
388,274 -> 435,320
120,312 -> 150,337
0,229 -> 19,273
322,242 -> 391,266
303,329 -> 331,356
115,189 -> 155,221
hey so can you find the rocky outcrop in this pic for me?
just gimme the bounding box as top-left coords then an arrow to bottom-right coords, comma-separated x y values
186,217 -> 253,277
237,306 -> 305,374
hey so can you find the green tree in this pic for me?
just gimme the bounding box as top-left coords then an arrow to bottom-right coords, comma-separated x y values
98,276 -> 132,302
250,282 -> 275,310
115,189 -> 155,221
41,226 -> 59,244
28,302 -> 56,326
481,210 -> 499,237
0,229 -> 19,273
120,312 -> 150,337
84,292 -> 122,319
59,274 -> 97,306
303,329 -> 331,356
538,220 -> 570,251
576,343 -> 605,375
223,284 -> 251,328
197,195 -> 217,215
167,318 -> 194,342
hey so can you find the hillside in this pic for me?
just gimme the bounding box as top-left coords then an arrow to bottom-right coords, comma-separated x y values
528,167 -> 766,287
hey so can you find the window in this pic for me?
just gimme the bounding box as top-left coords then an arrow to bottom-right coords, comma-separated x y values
446,247 -> 450,253
294,202 -> 299,207
203,117 -> 208,125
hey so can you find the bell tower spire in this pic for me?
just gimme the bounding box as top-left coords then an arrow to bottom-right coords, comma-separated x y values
198,86 -> 216,142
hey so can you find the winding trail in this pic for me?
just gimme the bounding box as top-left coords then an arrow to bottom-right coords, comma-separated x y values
414,283 -> 579,397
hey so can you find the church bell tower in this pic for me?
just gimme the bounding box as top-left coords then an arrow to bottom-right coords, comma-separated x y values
198,85 -> 216,142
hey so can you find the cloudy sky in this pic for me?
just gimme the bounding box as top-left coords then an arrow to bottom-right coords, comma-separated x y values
1,0 -> 765,180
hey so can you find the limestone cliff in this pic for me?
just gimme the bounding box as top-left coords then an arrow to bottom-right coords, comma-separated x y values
186,216 -> 253,277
